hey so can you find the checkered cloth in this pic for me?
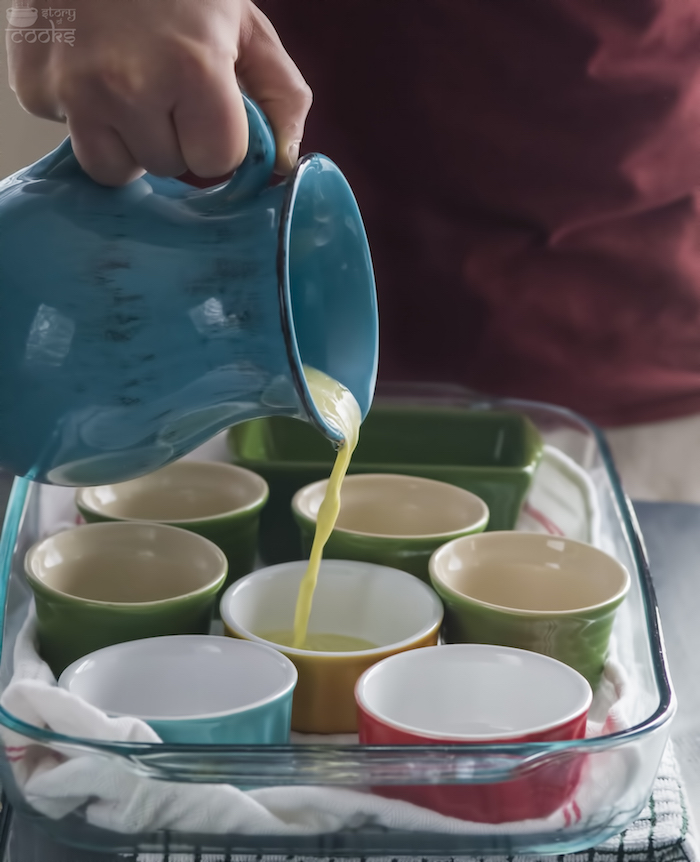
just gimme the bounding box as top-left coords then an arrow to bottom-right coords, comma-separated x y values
131,745 -> 697,862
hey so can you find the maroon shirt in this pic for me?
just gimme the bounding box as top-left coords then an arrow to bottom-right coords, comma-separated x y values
260,0 -> 700,426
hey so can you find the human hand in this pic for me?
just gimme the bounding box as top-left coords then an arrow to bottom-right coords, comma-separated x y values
6,0 -> 312,185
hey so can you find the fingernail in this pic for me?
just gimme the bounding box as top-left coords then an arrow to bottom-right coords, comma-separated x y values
287,140 -> 301,166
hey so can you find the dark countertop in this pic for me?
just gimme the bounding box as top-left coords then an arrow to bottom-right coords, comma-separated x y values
632,501 -> 700,820
0,475 -> 11,525
0,477 -> 696,857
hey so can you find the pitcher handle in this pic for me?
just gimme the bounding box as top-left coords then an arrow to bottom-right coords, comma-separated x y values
186,94 -> 277,208
217,94 -> 276,202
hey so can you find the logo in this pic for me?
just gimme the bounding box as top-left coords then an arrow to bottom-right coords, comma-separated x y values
6,7 -> 37,27
6,6 -> 75,44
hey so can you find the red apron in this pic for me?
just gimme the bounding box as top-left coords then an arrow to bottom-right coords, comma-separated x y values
261,0 -> 700,426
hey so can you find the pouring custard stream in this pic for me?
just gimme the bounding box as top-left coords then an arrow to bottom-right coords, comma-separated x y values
290,366 -> 362,650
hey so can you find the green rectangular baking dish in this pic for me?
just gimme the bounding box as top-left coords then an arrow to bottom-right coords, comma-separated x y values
227,401 -> 543,564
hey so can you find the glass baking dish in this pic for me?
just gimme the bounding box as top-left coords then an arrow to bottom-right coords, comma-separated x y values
0,386 -> 675,857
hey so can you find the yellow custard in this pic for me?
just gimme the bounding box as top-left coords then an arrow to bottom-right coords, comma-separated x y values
292,366 -> 361,648
257,630 -> 377,652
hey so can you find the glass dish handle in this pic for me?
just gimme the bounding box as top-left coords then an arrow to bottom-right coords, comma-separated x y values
0,477 -> 30,638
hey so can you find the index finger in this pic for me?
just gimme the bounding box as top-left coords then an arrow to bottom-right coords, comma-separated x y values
237,5 -> 312,174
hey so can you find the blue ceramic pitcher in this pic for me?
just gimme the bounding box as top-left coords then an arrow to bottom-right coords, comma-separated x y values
0,97 -> 378,485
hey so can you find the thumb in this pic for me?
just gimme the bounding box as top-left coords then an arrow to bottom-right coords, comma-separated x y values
237,5 -> 312,174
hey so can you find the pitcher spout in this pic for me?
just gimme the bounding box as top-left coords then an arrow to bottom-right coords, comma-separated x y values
279,152 -> 378,442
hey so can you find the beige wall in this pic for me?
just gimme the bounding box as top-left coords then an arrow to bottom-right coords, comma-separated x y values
0,35 -> 65,177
